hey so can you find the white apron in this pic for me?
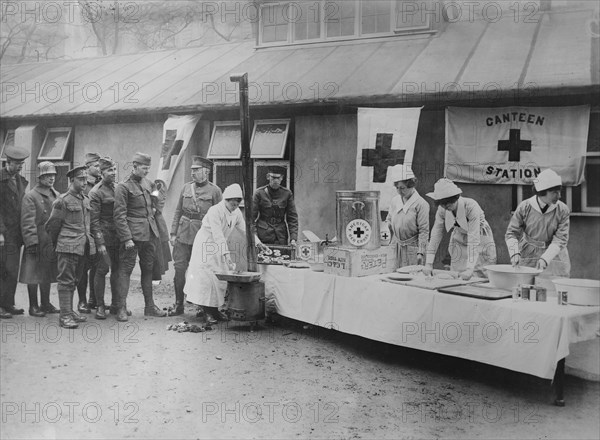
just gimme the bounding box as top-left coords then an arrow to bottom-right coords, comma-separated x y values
184,202 -> 245,307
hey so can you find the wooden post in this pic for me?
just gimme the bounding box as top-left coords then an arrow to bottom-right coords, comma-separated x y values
230,72 -> 257,272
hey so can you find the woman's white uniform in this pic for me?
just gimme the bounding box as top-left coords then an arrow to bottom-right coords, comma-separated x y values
505,196 -> 571,278
386,191 -> 429,267
426,197 -> 497,278
184,200 -> 245,307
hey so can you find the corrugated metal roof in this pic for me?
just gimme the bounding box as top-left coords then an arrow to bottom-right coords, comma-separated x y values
0,9 -> 596,119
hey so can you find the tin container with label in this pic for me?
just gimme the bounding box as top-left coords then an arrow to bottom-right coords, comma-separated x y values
558,290 -> 568,305
336,191 -> 381,250
519,284 -> 532,300
536,286 -> 547,302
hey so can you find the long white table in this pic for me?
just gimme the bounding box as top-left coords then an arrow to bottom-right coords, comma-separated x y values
259,265 -> 599,401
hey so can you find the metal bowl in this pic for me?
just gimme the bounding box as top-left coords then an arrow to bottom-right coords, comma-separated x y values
552,278 -> 600,306
484,264 -> 541,290
214,271 -> 262,283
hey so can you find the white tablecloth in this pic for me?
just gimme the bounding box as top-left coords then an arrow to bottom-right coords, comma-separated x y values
259,265 -> 600,380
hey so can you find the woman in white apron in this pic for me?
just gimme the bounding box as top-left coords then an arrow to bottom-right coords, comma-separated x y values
185,184 -> 264,322
423,178 -> 497,280
385,165 -> 429,267
505,169 -> 570,279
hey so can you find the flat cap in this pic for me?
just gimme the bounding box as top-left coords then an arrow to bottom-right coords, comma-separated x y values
4,146 -> 30,161
132,152 -> 151,166
66,165 -> 87,179
84,152 -> 101,165
191,156 -> 213,169
38,161 -> 57,176
98,157 -> 115,171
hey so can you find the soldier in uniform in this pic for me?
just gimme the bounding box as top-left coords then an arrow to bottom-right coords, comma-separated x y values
45,165 -> 96,329
76,152 -> 102,313
0,146 -> 30,319
251,166 -> 299,246
89,157 -> 129,320
114,152 -> 166,322
19,161 -> 60,317
169,156 -> 222,315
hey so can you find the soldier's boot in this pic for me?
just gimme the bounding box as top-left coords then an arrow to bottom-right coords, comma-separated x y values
116,274 -> 129,322
76,270 -> 91,313
142,270 -> 166,317
93,271 -> 107,320
87,266 -> 97,309
40,283 -> 59,314
58,289 -> 78,329
27,285 -> 46,317
170,271 -> 186,316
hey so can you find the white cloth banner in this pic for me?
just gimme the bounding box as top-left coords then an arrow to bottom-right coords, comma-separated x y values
155,114 -> 201,188
356,107 -> 423,212
445,106 -> 590,186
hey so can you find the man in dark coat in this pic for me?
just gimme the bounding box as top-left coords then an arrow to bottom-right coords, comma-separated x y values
45,165 -> 96,329
77,152 -> 102,312
0,146 -> 30,319
169,156 -> 222,315
113,152 -> 166,322
89,157 -> 127,320
19,161 -> 60,317
251,166 -> 299,246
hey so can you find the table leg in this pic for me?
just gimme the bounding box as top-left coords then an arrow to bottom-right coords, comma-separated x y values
553,358 -> 565,407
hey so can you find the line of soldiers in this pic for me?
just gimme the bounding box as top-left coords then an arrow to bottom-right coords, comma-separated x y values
1,146 -> 299,326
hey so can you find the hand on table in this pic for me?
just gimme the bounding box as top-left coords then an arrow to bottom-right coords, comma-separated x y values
422,264 -> 433,277
459,268 -> 474,280
536,258 -> 548,271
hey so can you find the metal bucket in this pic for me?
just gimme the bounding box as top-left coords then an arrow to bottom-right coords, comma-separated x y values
227,281 -> 266,321
336,191 -> 381,250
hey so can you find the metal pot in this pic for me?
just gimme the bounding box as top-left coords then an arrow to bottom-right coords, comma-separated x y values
484,264 -> 541,290
226,281 -> 266,321
552,278 -> 600,306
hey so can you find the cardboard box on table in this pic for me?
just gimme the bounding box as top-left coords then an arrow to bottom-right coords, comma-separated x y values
324,244 -> 397,277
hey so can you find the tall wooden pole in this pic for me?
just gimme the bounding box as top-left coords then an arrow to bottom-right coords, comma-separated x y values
230,72 -> 257,272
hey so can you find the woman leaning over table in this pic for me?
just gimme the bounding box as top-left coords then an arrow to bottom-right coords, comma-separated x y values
505,168 -> 570,278
385,165 -> 429,267
184,184 -> 266,324
423,178 -> 497,280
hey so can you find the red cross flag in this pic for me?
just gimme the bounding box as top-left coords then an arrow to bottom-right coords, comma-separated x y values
445,106 -> 590,186
155,114 -> 202,189
356,107 -> 423,212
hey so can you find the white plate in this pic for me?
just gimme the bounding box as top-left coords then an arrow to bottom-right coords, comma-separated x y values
396,265 -> 424,274
387,274 -> 414,281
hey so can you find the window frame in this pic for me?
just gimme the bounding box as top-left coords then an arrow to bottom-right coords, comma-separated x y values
38,127 -> 72,161
1,129 -> 16,161
250,118 -> 290,159
581,152 -> 600,214
258,0 -> 435,47
207,121 -> 242,160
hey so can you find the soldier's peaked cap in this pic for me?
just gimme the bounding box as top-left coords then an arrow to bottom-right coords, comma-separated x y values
4,146 -> 30,161
191,156 -> 213,169
132,152 -> 151,165
66,165 -> 87,179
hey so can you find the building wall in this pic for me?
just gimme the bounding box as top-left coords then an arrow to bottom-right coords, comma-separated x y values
294,109 -> 599,279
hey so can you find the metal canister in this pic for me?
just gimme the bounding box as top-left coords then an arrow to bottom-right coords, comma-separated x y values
535,286 -> 547,302
558,290 -> 568,305
336,191 -> 381,250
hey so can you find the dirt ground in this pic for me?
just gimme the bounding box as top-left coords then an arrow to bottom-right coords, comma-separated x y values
1,280 -> 599,440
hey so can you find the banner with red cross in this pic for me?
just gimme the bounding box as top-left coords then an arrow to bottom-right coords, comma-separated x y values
445,106 -> 590,186
356,107 -> 423,212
